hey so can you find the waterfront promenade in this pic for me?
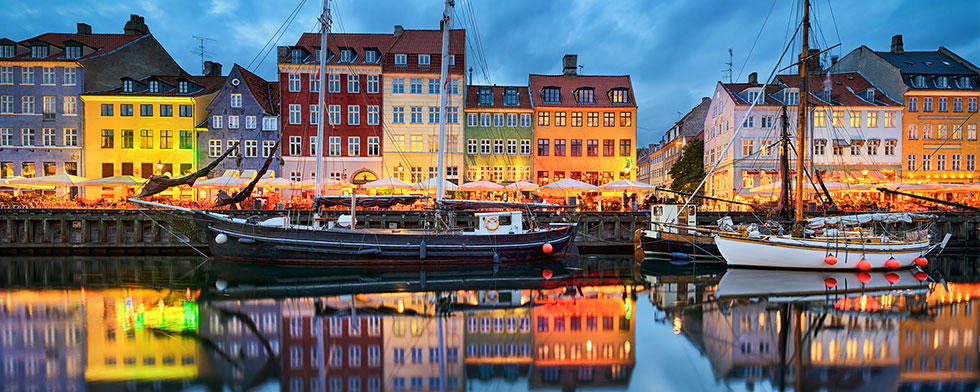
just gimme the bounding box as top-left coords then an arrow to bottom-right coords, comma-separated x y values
1,208 -> 976,255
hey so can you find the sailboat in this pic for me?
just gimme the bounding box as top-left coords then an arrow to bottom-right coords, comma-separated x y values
713,0 -> 950,270
131,0 -> 579,264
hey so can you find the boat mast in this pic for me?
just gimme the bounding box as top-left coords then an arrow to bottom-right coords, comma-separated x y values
315,0 -> 331,200
435,0 -> 453,203
794,0 -> 810,226
779,105 -> 792,220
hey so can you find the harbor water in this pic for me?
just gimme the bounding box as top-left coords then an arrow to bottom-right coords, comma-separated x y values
0,254 -> 977,391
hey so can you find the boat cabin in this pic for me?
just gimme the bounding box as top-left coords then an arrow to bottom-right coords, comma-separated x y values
650,204 -> 697,233
473,211 -> 525,235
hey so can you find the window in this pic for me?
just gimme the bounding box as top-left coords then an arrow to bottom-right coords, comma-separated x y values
848,111 -> 860,127
922,154 -> 932,171
814,139 -> 826,155
289,136 -> 301,156
968,124 -> 977,140
480,139 -> 491,155
418,54 -> 430,66
99,129 -> 111,148
342,105 -> 358,125
537,139 -> 549,156
939,97 -> 948,112
937,154 -> 947,170
428,78 -> 439,94
907,97 -> 918,112
620,139 -> 632,156
450,78 -> 459,95
493,113 -> 504,127
507,139 -> 518,155
494,139 -> 504,155
212,115 -> 222,128
0,128 -> 10,146
228,116 -> 239,129
288,104 -> 301,124
242,140 -> 257,157
603,139 -> 615,156
429,107 -> 440,124
42,96 -> 55,119
392,106 -> 405,123
120,104 -> 133,116
0,66 -> 10,84
520,139 -> 531,155
620,111 -> 633,127
953,125 -> 962,139
923,124 -> 933,139
813,111 -> 825,127
410,78 -> 423,94
139,130 -> 153,149
907,154 -> 916,171
467,113 -> 478,126
394,54 -> 407,65
0,96 -> 10,114
361,105 -> 378,126
263,117 -> 278,130
478,87 -> 492,105
447,107 -> 458,124
467,139 -> 478,154
742,139 -> 754,156
121,129 -> 134,149
587,139 -> 598,156
952,154 -> 961,171
867,140 -> 879,155
939,124 -> 948,139
392,77 -> 405,94
262,140 -> 275,157
924,97 -> 933,112
365,74 -> 379,94
543,87 -> 560,103
587,112 -> 599,127
326,74 -> 340,93
347,136 -> 361,156
410,107 -> 423,123
22,96 -> 34,114
576,88 -> 595,103
954,97 -> 963,112
831,111 -> 843,127
156,104 -> 172,117
180,130 -> 193,149
288,74 -> 301,92
327,136 -> 341,156
41,67 -> 56,84
179,105 -> 192,117
554,139 -> 566,156
969,98 -> 978,112
22,67 -> 34,84
159,130 -> 172,149
537,111 -> 550,126
60,96 -> 76,115
571,112 -> 583,127
229,93 -> 242,108
40,128 -> 55,146
968,155 -> 976,171
850,143 -> 861,156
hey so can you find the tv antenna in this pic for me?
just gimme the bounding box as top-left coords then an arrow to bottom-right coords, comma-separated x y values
722,48 -> 733,83
192,35 -> 216,75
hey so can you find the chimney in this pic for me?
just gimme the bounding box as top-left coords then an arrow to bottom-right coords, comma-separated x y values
562,54 -> 578,77
748,72 -> 758,86
203,61 -> 222,77
891,34 -> 904,54
393,25 -> 404,37
806,49 -> 821,76
123,14 -> 150,35
76,23 -> 92,35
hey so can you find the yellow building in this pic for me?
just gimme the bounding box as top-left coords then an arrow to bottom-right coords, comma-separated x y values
80,75 -> 223,199
529,55 -> 637,186
899,283 -> 979,384
381,29 -> 466,184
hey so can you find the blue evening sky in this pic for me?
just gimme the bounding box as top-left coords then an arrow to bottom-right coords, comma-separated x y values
3,0 -> 978,146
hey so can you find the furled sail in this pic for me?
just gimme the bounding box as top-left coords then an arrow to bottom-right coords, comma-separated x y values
137,141 -> 240,198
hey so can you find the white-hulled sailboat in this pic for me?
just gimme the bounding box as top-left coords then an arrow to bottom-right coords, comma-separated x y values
713,0 -> 950,270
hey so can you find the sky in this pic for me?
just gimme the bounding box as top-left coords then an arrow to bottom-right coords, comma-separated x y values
3,0 -> 978,146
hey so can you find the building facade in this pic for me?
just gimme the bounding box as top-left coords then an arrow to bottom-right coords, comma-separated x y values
0,16 -> 181,184
200,64 -> 280,178
529,55 -> 637,186
646,97 -> 711,188
80,75 -> 222,199
831,36 -> 980,184
278,32 -> 392,185
381,27 -> 465,184
463,85 -> 533,183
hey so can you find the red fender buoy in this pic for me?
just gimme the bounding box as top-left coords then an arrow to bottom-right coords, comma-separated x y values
885,257 -> 900,269
857,272 -> 872,284
914,257 -> 928,267
857,259 -> 871,271
542,269 -> 553,280
824,278 -> 838,288
914,271 -> 929,281
542,243 -> 553,254
885,273 -> 901,284
824,255 -> 838,265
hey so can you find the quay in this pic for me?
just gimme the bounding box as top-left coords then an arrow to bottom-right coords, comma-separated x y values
0,209 -> 977,255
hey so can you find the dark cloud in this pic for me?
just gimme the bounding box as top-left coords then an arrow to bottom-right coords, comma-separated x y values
4,0 -> 977,145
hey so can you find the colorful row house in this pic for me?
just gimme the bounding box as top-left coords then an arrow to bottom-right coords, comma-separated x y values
463,85 -> 533,182
200,64 -> 280,178
529,55 -> 637,186
80,74 -> 223,199
0,16 -> 181,185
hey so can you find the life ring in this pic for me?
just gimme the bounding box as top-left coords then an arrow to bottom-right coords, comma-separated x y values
485,290 -> 498,301
485,217 -> 499,231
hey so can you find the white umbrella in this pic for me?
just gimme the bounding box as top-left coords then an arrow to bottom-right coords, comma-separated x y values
503,180 -> 539,191
600,178 -> 658,192
77,175 -> 147,187
412,177 -> 459,191
0,176 -> 56,190
256,177 -> 301,189
195,175 -> 249,188
362,176 -> 413,190
9,174 -> 89,186
300,178 -> 355,189
459,180 -> 504,191
541,178 -> 599,192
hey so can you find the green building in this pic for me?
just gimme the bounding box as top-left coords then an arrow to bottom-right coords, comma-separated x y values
464,86 -> 533,183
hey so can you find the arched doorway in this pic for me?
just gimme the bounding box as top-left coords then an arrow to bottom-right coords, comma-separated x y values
351,169 -> 378,185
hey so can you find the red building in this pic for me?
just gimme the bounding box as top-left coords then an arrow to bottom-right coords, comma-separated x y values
278,33 -> 392,185
281,299 -> 319,392
322,315 -> 385,392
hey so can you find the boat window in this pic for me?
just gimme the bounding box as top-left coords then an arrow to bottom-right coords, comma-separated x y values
499,214 -> 512,226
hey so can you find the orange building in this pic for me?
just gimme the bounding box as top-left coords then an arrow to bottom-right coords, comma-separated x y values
899,283 -> 979,385
529,55 -> 637,186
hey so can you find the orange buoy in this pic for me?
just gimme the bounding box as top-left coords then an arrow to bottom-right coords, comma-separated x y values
885,273 -> 901,284
542,269 -> 553,280
885,257 -> 900,269
857,259 -> 871,271
914,257 -> 928,267
824,278 -> 838,288
542,243 -> 553,253
914,271 -> 929,281
824,255 -> 838,265
857,272 -> 871,284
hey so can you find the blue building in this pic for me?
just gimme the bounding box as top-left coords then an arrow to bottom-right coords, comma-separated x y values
200,64 -> 281,178
0,16 -> 182,184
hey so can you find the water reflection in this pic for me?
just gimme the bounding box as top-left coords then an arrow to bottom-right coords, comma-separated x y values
0,255 -> 977,391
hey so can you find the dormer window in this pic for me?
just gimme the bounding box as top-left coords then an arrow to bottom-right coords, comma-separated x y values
865,89 -> 875,102
364,50 -> 378,63
394,54 -> 407,65
785,90 -> 799,105
418,54 -> 431,67
542,87 -> 561,104
575,88 -> 595,104
340,49 -> 353,63
503,87 -> 519,106
291,49 -> 304,64
912,75 -> 925,88
178,80 -> 188,94
449,55 -> 456,67
31,44 -> 48,59
746,90 -> 760,104
609,88 -> 629,104
961,76 -> 972,89
123,79 -> 134,93
0,44 -> 12,58
149,80 -> 159,93
478,87 -> 493,105
65,45 -> 81,60
937,76 -> 948,88
315,49 -> 322,62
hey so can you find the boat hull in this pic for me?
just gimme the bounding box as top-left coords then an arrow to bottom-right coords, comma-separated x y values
195,213 -> 579,265
638,229 -> 720,261
714,234 -> 932,270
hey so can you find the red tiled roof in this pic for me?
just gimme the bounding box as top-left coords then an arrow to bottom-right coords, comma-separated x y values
720,83 -> 786,106
292,32 -> 395,66
85,75 -> 226,97
10,33 -> 144,62
528,74 -> 635,108
233,64 -> 278,115
465,85 -> 531,109
268,82 -> 280,115
777,72 -> 900,106
284,29 -> 465,74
